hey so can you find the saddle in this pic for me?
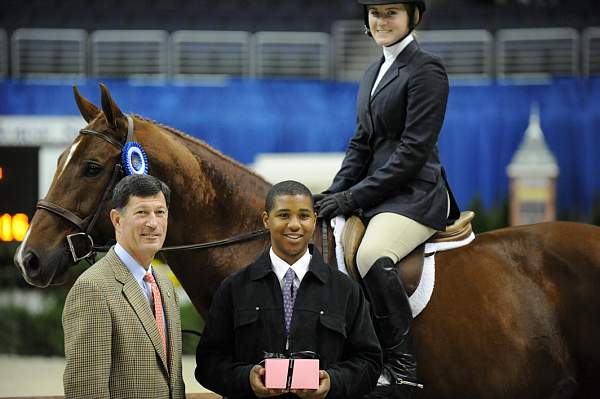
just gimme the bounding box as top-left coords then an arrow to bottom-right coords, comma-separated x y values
342,211 -> 475,296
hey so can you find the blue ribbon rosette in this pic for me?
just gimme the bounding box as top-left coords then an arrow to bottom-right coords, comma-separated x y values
121,142 -> 149,175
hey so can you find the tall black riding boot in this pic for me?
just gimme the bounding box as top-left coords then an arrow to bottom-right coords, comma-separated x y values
362,257 -> 419,399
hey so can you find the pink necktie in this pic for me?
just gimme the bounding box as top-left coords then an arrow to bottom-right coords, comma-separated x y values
144,272 -> 167,356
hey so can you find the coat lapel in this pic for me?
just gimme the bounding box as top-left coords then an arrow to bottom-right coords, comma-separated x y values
360,59 -> 381,109
109,250 -> 169,373
371,40 -> 419,101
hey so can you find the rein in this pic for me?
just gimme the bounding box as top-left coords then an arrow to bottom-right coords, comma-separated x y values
36,115 -> 268,263
160,229 -> 268,252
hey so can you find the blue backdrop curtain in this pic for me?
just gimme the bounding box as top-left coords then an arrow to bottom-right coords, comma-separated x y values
1,78 -> 599,220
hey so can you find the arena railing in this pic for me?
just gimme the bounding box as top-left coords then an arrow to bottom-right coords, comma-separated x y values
170,30 -> 251,79
332,21 -> 495,80
0,29 -> 7,79
11,28 -> 87,79
417,29 -> 494,79
90,30 -> 169,78
332,20 -> 380,82
251,32 -> 331,80
496,28 -> 579,78
582,27 -> 600,76
5,26 -> 598,80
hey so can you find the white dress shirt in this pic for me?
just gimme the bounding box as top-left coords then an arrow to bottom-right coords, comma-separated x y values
269,247 -> 312,291
371,34 -> 414,95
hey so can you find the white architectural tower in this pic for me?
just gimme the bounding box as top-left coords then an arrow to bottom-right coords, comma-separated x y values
507,103 -> 559,226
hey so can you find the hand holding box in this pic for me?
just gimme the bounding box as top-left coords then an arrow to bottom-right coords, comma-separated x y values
264,358 -> 320,390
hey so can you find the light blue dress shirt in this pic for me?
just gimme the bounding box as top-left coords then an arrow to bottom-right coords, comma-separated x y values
114,243 -> 154,307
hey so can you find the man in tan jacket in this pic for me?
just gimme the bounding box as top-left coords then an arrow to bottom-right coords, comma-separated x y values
63,174 -> 185,399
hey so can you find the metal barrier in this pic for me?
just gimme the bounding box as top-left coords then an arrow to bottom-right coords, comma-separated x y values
0,29 -> 7,78
332,20 -> 380,81
171,30 -> 250,78
0,395 -> 218,399
252,32 -> 331,79
333,22 -> 494,80
11,28 -> 86,78
90,30 -> 169,78
419,29 -> 494,78
496,28 -> 579,78
582,27 -> 600,76
3,26 -> 598,80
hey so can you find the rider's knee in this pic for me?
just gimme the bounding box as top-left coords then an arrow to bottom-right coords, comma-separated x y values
357,242 -> 389,278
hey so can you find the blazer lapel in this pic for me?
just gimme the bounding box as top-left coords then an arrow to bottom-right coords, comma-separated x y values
360,58 -> 381,108
110,250 -> 169,372
371,40 -> 419,101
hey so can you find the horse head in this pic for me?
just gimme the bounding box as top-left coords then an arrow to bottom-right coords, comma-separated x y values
15,82 -> 271,315
14,84 -> 132,287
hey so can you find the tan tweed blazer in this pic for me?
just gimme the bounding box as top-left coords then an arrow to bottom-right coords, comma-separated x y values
63,248 -> 185,399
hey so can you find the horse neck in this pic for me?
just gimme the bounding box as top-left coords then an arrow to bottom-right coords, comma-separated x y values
140,122 -> 271,263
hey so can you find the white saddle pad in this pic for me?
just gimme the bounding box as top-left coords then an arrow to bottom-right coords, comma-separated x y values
331,216 -> 475,318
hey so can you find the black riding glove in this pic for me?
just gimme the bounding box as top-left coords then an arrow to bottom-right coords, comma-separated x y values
313,193 -> 327,207
318,191 -> 358,219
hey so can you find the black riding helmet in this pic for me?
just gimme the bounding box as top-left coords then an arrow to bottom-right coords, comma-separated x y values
358,0 -> 426,39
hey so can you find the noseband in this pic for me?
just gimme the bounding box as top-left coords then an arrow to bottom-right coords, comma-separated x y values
36,116 -> 135,263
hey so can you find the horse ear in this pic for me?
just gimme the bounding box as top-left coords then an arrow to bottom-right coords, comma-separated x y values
73,86 -> 100,123
99,83 -> 126,130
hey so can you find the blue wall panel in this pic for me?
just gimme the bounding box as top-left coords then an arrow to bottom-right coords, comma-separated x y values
1,78 -> 599,220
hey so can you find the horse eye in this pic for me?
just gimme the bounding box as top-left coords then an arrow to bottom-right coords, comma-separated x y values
84,161 -> 103,177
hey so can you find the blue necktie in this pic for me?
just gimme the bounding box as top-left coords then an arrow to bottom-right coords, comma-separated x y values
283,268 -> 297,333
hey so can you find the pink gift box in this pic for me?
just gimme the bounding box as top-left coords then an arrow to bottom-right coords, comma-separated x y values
290,359 -> 320,390
264,358 -> 320,390
264,358 -> 289,389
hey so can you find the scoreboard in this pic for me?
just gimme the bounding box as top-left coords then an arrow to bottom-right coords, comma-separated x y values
0,147 -> 37,242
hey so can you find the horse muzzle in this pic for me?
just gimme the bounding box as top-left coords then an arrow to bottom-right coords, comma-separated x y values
14,243 -> 71,288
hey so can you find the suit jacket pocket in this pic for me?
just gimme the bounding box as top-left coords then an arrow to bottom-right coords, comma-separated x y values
318,313 -> 347,362
234,309 -> 260,328
234,309 -> 261,362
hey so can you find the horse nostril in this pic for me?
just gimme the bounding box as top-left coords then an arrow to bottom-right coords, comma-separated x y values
23,251 -> 41,278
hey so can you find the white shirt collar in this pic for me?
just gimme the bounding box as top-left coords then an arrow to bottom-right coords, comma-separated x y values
382,34 -> 414,62
371,34 -> 415,96
114,243 -> 153,285
269,247 -> 311,288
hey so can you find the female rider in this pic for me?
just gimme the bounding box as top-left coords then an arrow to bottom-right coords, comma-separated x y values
316,1 -> 459,397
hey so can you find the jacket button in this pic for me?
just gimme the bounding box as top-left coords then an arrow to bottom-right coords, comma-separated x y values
320,310 -> 324,315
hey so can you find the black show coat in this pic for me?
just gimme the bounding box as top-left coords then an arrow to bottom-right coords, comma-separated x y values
328,40 -> 459,230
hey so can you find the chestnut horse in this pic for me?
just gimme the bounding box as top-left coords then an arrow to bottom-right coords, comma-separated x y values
15,85 -> 600,399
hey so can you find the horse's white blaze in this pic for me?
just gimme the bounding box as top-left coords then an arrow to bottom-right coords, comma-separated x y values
57,141 -> 79,179
14,228 -> 32,275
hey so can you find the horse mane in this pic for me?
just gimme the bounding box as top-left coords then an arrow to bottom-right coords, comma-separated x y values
132,113 -> 270,185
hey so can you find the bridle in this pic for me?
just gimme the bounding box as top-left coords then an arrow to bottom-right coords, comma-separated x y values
36,116 -> 133,263
36,115 -> 268,264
